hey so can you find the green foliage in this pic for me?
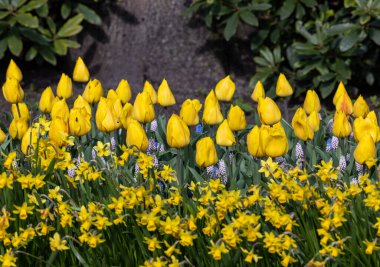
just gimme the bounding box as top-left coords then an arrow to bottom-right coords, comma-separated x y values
0,0 -> 103,65
188,0 -> 380,98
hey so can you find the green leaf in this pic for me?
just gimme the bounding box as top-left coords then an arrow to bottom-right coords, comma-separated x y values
300,0 -> 317,7
57,14 -> 84,37
188,166 -> 204,183
53,39 -> 67,55
18,0 -> 47,12
239,11 -> 258,26
19,27 -> 50,44
339,31 -> 360,52
369,27 -> 380,45
0,11 -> 10,19
61,1 -> 71,19
223,13 -> 239,41
278,0 -> 296,20
25,46 -> 37,61
0,38 -> 7,58
46,17 -> 56,33
60,38 -> 80,48
15,13 -> 38,28
248,3 -> 271,11
68,241 -> 89,267
39,47 -> 56,65
76,3 -> 101,25
7,34 -> 22,56
35,2 -> 48,17
326,23 -> 360,36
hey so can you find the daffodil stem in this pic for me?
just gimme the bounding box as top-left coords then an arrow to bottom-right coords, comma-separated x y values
16,102 -> 22,118
176,149 -> 183,188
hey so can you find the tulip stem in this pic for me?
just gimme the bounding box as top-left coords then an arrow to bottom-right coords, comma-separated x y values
16,103 -> 22,119
176,149 -> 183,188
282,98 -> 290,121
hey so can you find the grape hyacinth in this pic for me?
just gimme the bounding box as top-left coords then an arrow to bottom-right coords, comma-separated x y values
150,119 -> 158,132
339,155 -> 346,172
295,142 -> 304,159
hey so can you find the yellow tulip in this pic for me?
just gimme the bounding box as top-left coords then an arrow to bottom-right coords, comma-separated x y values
251,81 -> 265,102
216,119 -> 236,147
195,137 -> 218,167
11,102 -> 30,121
49,118 -> 69,147
126,119 -> 148,151
258,97 -> 281,126
143,81 -> 157,104
107,89 -> 119,102
180,99 -> 202,126
333,81 -> 347,105
21,127 -> 39,155
227,104 -> 247,131
307,111 -> 320,132
157,79 -> 176,107
291,107 -> 314,141
96,97 -> 120,132
116,79 -> 132,104
332,111 -> 352,138
83,79 -> 103,104
120,103 -> 133,129
353,95 -> 369,118
0,128 -> 5,144
51,99 -> 69,123
215,75 -> 236,102
6,59 -> 22,81
353,111 -> 379,143
56,73 -> 73,99
73,57 -> 90,82
260,122 -> 288,157
166,114 -> 190,148
9,118 -> 28,140
132,91 -> 155,123
303,90 -> 321,114
73,95 -> 92,117
202,90 -> 223,125
39,86 -> 55,113
247,126 -> 265,157
354,134 -> 376,168
335,90 -> 353,115
276,73 -> 293,97
2,78 -> 24,104
69,108 -> 91,136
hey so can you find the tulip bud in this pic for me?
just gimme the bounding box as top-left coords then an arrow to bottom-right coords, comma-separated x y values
21,127 -> 39,155
69,108 -> 91,136
11,102 -> 30,121
276,73 -> 293,97
157,79 -> 176,107
292,107 -> 314,141
49,118 -> 69,146
2,78 -> 24,104
215,75 -> 236,102
73,57 -> 90,82
303,90 -> 321,114
180,99 -> 202,126
307,111 -> 320,132
0,128 -> 5,144
166,114 -> 190,148
120,103 -> 133,129
260,123 -> 288,158
132,91 -> 155,123
202,90 -> 223,125
251,81 -> 265,102
353,95 -> 369,118
39,86 -> 55,113
353,111 -> 379,143
227,105 -> 246,131
333,82 -> 347,105
9,118 -> 28,140
126,119 -> 148,151
143,81 -> 157,104
354,134 -> 376,168
96,97 -> 120,132
51,99 -> 69,123
107,89 -> 119,102
258,97 -> 281,126
247,126 -> 265,157
83,79 -> 103,104
216,119 -> 236,147
56,73 -> 73,99
116,79 -> 132,104
73,95 -> 92,118
195,137 -> 218,167
332,111 -> 352,138
6,59 -> 22,81
335,90 -> 353,115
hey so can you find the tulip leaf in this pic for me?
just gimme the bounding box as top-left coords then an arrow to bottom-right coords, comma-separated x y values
7,34 -> 23,56
224,13 -> 238,41
57,14 -> 84,38
15,13 -> 39,28
239,11 -> 258,27
76,3 -> 101,25
188,166 -> 204,183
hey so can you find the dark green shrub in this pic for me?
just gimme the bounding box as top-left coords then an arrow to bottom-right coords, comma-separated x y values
188,0 -> 380,98
0,0 -> 103,65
